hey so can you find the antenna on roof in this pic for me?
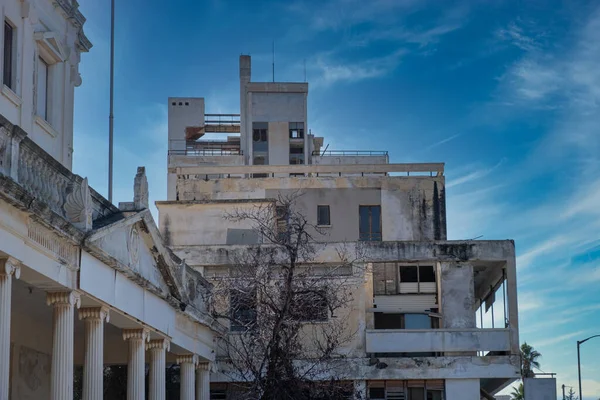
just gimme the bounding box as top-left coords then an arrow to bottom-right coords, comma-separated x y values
304,59 -> 306,82
272,41 -> 275,82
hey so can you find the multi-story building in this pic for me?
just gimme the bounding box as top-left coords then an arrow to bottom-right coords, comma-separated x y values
158,56 -> 521,399
0,1 -> 219,399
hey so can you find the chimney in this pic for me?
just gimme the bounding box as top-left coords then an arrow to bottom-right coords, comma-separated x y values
239,55 -> 251,84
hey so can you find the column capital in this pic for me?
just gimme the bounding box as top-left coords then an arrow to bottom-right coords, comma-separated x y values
196,362 -> 210,371
78,306 -> 110,323
47,291 -> 81,308
123,328 -> 150,342
176,354 -> 198,366
0,257 -> 21,279
147,338 -> 170,351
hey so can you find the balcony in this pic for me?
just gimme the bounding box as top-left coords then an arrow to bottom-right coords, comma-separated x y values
312,150 -> 388,156
169,140 -> 242,156
366,328 -> 511,354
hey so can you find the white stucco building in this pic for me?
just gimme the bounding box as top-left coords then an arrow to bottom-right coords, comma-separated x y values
1,1 -> 220,399
158,56 -> 521,399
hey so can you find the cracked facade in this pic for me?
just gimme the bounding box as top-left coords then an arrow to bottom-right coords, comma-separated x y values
157,56 -> 521,399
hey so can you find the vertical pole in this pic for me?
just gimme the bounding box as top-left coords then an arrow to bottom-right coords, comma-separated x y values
108,0 -> 115,203
562,384 -> 565,400
578,342 -> 582,400
272,41 -> 275,82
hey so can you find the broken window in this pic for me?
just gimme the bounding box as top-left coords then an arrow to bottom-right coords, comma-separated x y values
373,263 -> 397,295
289,122 -> 304,138
359,205 -> 382,241
317,205 -> 330,226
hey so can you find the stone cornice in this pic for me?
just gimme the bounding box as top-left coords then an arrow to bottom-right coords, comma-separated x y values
176,354 -> 198,366
146,339 -> 170,351
0,257 -> 21,278
78,306 -> 110,322
122,328 -> 150,342
47,291 -> 81,308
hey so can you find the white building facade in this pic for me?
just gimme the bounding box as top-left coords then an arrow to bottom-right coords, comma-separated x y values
159,56 -> 521,400
1,1 -> 220,399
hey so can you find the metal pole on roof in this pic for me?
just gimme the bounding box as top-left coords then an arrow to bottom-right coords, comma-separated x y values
108,0 -> 115,203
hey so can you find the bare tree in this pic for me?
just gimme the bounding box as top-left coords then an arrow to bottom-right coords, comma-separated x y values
207,193 -> 365,400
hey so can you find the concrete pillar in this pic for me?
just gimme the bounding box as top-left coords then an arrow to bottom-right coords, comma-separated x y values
445,378 -> 480,400
177,354 -> 197,400
505,258 -> 520,354
0,258 -> 20,400
47,291 -> 81,400
123,328 -> 149,400
79,307 -> 109,400
147,339 -> 170,400
441,262 -> 475,329
196,362 -> 210,400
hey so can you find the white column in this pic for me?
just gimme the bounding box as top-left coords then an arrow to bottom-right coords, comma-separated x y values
0,258 -> 20,400
123,328 -> 149,400
47,291 -> 81,400
354,380 -> 367,400
147,339 -> 170,400
196,362 -> 210,400
79,307 -> 109,400
177,354 -> 197,400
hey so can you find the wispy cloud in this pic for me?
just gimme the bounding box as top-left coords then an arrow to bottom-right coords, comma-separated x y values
495,20 -> 542,52
446,159 -> 505,188
426,133 -> 462,150
536,330 -> 589,347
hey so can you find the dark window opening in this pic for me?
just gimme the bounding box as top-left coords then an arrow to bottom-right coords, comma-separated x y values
400,266 -> 418,283
419,265 -> 436,283
3,21 -> 14,89
359,205 -> 381,241
253,128 -> 267,142
317,205 -> 330,226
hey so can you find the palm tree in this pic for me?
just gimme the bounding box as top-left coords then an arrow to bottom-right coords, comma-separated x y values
520,342 -> 541,379
511,383 -> 524,400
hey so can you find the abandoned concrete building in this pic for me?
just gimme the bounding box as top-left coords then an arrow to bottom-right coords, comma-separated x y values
157,55 -> 521,399
0,1 -> 220,399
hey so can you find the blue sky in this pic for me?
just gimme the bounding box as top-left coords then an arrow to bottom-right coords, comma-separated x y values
73,0 -> 600,397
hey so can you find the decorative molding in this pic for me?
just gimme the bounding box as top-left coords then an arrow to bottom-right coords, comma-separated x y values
63,177 -> 93,231
122,328 -> 150,342
34,31 -> 67,64
70,65 -> 82,87
78,306 -> 110,323
46,291 -> 81,308
34,115 -> 58,138
1,85 -> 22,107
196,362 -> 210,371
28,220 -> 78,267
0,257 -> 21,278
176,354 -> 198,366
146,339 -> 170,351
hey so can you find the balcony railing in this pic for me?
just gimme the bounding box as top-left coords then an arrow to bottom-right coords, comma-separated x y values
169,140 -> 242,156
366,328 -> 511,354
312,150 -> 388,156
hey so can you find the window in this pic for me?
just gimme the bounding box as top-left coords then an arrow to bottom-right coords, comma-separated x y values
373,263 -> 436,295
252,128 -> 267,142
229,289 -> 256,332
289,122 -> 304,139
3,21 -> 14,89
359,205 -> 381,241
253,156 -> 265,165
291,291 -> 328,322
374,313 -> 436,330
317,205 -> 330,226
36,57 -> 49,120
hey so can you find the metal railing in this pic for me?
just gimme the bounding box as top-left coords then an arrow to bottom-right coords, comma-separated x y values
204,114 -> 240,124
312,150 -> 388,156
169,140 -> 242,156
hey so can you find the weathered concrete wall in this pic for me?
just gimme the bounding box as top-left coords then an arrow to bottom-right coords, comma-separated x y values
366,328 -> 511,353
312,155 -> 388,165
441,263 -> 475,329
168,98 -> 205,148
10,344 -> 51,400
524,378 -> 557,400
158,201 -> 272,246
173,176 -> 446,242
445,379 -> 480,400
251,92 -> 306,122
